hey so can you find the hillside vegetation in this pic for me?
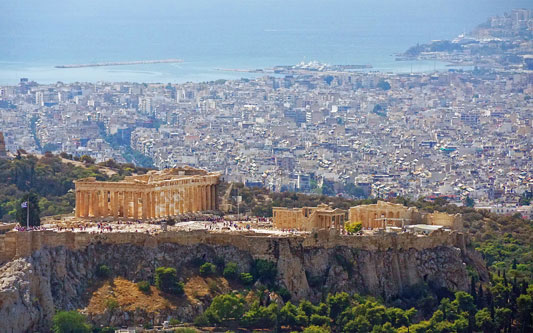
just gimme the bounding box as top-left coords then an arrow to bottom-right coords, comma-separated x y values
0,152 -> 151,221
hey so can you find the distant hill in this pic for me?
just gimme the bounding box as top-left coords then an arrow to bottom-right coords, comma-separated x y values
0,152 -> 152,221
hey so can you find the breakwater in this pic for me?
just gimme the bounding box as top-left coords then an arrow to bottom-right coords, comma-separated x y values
55,59 -> 183,69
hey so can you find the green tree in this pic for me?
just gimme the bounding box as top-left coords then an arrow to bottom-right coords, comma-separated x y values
344,316 -> 371,333
310,313 -> 330,327
251,259 -> 277,284
494,307 -> 512,332
205,294 -> 245,324
372,322 -> 397,333
438,298 -> 451,320
52,311 -> 91,333
16,192 -> 40,226
327,292 -> 351,320
240,272 -> 254,285
155,267 -> 184,295
79,154 -> 95,164
240,301 -> 278,328
453,291 -> 476,313
345,222 -> 362,234
475,308 -> 495,333
223,262 -> 239,280
279,301 -> 308,328
516,294 -> 532,331
303,325 -> 331,333
199,262 -> 216,277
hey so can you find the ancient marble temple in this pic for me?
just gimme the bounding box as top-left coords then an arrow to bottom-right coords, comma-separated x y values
74,167 -> 220,220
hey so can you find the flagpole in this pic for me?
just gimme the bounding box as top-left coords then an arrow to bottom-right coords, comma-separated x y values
26,199 -> 29,229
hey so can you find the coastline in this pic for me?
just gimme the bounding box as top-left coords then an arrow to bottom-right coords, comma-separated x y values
0,59 -> 459,85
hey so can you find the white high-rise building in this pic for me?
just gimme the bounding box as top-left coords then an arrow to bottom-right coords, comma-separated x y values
35,91 -> 44,106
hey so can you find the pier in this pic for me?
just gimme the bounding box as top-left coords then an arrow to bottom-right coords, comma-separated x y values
55,59 -> 183,69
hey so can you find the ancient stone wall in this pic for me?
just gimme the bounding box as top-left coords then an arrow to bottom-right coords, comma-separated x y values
348,201 -> 417,229
273,204 -> 346,231
426,212 -> 464,230
0,228 -> 468,266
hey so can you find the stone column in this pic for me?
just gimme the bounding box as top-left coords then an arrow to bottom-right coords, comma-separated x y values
184,187 -> 189,212
197,186 -> 202,211
200,186 -> 204,211
198,186 -> 204,211
125,191 -> 131,219
121,191 -> 126,218
193,186 -> 197,212
153,191 -> 159,218
133,191 -> 139,219
159,190 -> 165,217
189,187 -> 194,212
142,192 -> 148,220
203,186 -> 208,211
91,190 -> 98,218
214,184 -> 218,210
112,191 -> 119,218
150,192 -> 156,219
206,185 -> 211,211
211,185 -> 216,210
179,188 -> 185,214
145,192 -> 151,219
100,190 -> 107,217
83,191 -> 89,217
87,191 -> 92,217
168,190 -> 175,216
166,190 -> 171,216
118,191 -> 126,217
173,189 -> 179,215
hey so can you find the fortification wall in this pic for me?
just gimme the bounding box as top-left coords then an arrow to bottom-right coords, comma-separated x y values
0,228 -> 468,265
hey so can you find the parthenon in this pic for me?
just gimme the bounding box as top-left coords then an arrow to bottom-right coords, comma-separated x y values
74,167 -> 220,220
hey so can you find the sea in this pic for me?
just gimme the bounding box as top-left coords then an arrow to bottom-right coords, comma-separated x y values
0,0 -> 531,85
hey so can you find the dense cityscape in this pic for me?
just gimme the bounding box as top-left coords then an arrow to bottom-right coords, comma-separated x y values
1,9 -> 532,218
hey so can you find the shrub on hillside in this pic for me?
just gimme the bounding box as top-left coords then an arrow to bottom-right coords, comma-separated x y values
168,318 -> 181,326
155,267 -> 184,295
240,272 -> 254,285
251,259 -> 277,284
105,297 -> 119,311
100,327 -> 116,333
95,264 -> 111,279
137,280 -> 151,294
241,302 -> 278,328
200,262 -> 217,277
52,311 -> 91,333
223,262 -> 239,280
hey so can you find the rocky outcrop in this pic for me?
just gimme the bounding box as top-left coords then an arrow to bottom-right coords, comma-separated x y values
0,230 -> 488,332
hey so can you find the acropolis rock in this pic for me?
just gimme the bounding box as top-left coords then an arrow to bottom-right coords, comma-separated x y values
0,229 -> 488,332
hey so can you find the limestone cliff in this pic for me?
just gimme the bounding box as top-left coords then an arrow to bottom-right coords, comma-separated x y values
0,230 -> 488,332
